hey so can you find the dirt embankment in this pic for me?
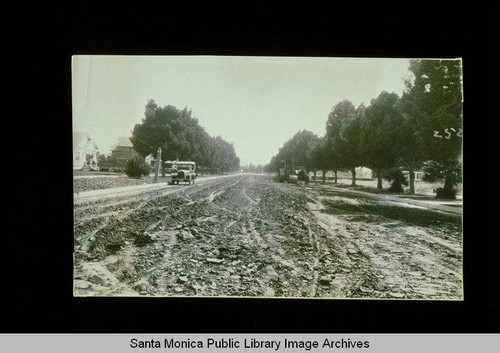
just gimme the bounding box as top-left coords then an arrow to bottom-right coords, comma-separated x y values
73,175 -> 170,194
74,174 -> 462,299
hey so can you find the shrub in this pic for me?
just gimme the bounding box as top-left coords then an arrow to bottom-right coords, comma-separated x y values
384,168 -> 408,193
435,187 -> 457,200
125,155 -> 150,178
423,160 -> 461,199
297,169 -> 309,183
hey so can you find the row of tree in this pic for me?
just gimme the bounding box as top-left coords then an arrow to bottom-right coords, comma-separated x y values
266,59 -> 463,198
131,99 -> 240,175
241,163 -> 266,173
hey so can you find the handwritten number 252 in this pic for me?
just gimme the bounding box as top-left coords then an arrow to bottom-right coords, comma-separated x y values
433,128 -> 462,139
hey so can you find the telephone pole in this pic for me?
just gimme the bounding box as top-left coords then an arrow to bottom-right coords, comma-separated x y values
154,147 -> 162,183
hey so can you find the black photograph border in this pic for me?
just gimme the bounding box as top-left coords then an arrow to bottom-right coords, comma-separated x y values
1,2 -> 498,333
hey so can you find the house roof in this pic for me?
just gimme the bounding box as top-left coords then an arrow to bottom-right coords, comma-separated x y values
109,137 -> 134,153
73,132 -> 99,151
117,137 -> 134,148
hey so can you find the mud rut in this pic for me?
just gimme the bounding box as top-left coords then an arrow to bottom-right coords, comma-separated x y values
74,175 -> 462,299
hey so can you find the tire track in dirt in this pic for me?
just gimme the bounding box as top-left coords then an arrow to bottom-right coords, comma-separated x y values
297,214 -> 320,297
75,194 -> 169,261
242,178 -> 322,298
75,175 -> 265,296
74,174 -> 462,299
136,178 -> 243,295
304,185 -> 462,299
75,177 -> 238,244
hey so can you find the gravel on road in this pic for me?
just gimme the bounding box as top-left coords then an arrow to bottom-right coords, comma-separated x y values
73,174 -> 462,299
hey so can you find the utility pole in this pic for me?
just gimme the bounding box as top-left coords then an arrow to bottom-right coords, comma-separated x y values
154,147 -> 162,183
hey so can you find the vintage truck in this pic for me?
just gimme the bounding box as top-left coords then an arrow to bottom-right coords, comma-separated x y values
277,159 -> 298,184
165,160 -> 197,185
277,160 -> 309,184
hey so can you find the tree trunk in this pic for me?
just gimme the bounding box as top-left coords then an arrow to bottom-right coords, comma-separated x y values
322,170 -> 326,183
351,167 -> 356,186
409,167 -> 415,194
443,174 -> 454,194
334,170 -> 338,184
377,168 -> 383,189
444,175 -> 452,190
435,174 -> 457,200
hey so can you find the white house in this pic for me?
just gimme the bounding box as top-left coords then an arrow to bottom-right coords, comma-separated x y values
73,132 -> 100,170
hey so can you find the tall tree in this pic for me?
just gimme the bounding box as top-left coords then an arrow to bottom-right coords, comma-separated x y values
132,100 -> 197,161
210,136 -> 240,174
310,137 -> 340,183
325,138 -> 342,184
131,99 -> 240,175
310,137 -> 326,182
396,92 -> 424,194
268,130 -> 320,173
404,59 -> 463,198
289,130 -> 320,171
360,92 -> 403,189
326,100 -> 363,185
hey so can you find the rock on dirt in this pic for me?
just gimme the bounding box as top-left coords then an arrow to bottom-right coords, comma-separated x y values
73,174 -> 463,300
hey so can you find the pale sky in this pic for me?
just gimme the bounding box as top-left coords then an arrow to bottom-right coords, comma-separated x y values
72,56 -> 411,166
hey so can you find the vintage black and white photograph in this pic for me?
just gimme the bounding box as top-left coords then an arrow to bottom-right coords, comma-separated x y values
72,56 -> 463,300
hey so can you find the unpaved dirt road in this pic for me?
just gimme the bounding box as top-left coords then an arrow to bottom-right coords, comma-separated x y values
73,174 -> 462,299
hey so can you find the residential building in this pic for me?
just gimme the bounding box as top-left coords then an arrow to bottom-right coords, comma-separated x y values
73,132 -> 100,170
109,137 -> 136,164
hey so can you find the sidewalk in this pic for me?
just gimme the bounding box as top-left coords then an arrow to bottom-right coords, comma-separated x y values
317,184 -> 463,216
73,174 -> 236,204
73,174 -> 124,179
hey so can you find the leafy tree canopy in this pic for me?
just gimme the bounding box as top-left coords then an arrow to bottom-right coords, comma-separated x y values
326,100 -> 363,170
360,91 -> 403,171
405,59 -> 463,164
268,130 -> 320,172
132,99 -> 239,173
